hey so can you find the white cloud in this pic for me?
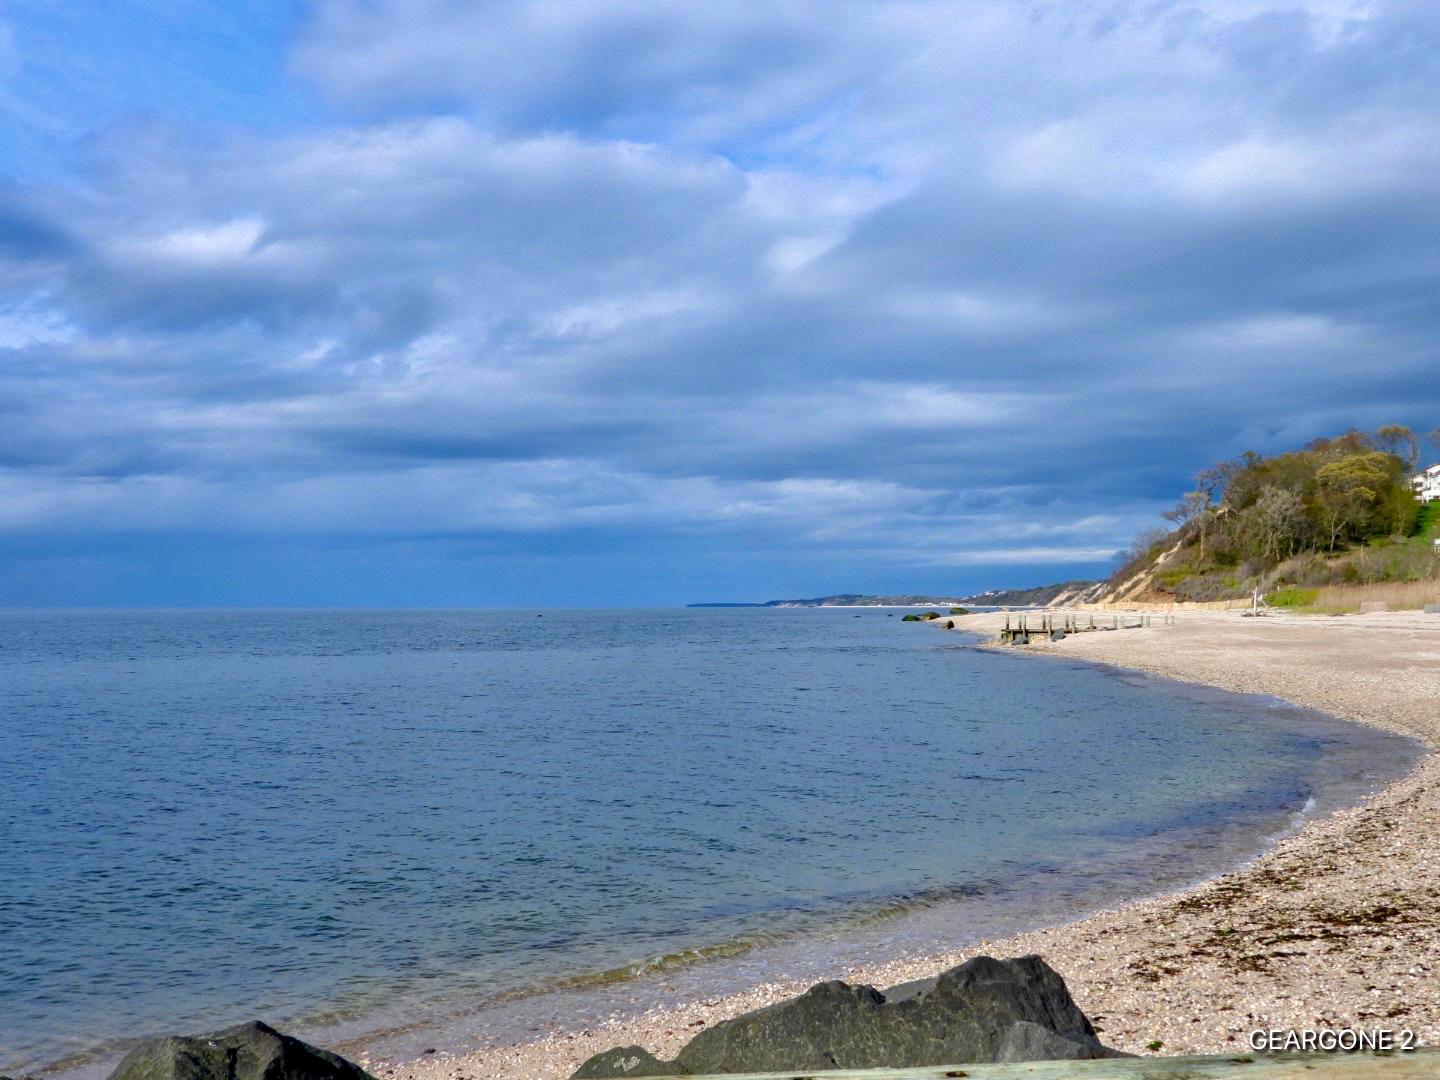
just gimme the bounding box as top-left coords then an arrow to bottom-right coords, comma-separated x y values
1179,313 -> 1348,352
913,547 -> 1125,566
0,294 -> 74,349
538,289 -> 710,341
1177,121 -> 1436,206
145,217 -> 267,263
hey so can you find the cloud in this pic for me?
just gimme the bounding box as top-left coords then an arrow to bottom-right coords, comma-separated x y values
293,0 -> 894,148
914,547 -> 1127,567
2,0 -> 1440,603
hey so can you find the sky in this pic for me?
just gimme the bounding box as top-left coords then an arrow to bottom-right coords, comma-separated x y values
1,0 -> 1438,607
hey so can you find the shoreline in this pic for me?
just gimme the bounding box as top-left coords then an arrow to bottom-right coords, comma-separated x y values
351,609 -> 1439,1080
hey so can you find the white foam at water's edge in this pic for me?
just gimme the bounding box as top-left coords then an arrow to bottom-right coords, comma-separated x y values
1289,794 -> 1319,831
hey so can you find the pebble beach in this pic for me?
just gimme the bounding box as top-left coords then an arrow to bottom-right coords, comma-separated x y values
358,609 -> 1440,1080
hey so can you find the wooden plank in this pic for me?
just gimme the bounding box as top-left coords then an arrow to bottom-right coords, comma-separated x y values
643,1049 -> 1440,1080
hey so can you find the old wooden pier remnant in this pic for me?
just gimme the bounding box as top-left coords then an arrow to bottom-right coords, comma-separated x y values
1000,610 -> 1175,645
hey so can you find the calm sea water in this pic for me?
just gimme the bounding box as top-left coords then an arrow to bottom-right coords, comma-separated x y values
0,609 -> 1421,1074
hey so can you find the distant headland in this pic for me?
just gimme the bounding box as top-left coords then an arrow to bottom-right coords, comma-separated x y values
687,581 -> 1100,608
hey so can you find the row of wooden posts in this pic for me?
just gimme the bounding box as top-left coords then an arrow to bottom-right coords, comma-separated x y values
1000,610 -> 1175,644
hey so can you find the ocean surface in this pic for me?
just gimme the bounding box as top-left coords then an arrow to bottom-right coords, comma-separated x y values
0,608 -> 1422,1075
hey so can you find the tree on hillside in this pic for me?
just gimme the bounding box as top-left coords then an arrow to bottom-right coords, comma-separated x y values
1313,452 -> 1393,551
1116,427 -> 1424,604
1429,426 -> 1440,456
1195,460 -> 1239,504
1241,486 -> 1308,562
1109,526 -> 1172,586
1163,490 -> 1208,528
1128,526 -> 1171,563
1164,490 -> 1219,559
1377,424 -> 1419,471
1309,429 -> 1375,458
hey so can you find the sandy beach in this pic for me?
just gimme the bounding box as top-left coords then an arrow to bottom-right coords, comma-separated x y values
362,610 -> 1440,1080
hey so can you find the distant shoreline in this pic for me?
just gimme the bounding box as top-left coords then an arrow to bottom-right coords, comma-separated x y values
688,580 -> 1099,608
687,602 -> 970,608
685,601 -> 967,610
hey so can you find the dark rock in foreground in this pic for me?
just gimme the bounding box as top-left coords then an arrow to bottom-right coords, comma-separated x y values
571,955 -> 1126,1077
107,1021 -> 376,1080
569,1047 -> 675,1078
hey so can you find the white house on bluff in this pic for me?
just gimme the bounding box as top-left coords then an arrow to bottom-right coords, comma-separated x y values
1411,464 -> 1440,503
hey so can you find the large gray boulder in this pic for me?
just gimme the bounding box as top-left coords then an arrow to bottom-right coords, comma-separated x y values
571,955 -> 1126,1077
106,1021 -> 376,1080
